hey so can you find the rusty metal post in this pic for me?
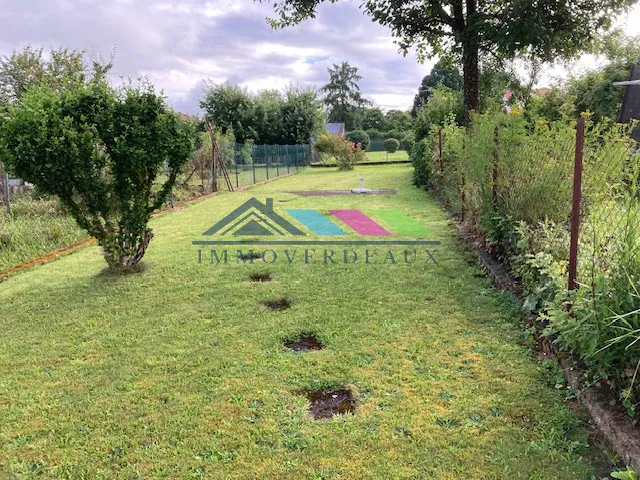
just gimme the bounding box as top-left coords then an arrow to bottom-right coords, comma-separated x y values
438,128 -> 444,173
492,126 -> 499,209
568,117 -> 586,291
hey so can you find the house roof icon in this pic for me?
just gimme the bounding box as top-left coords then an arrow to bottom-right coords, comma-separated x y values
203,198 -> 306,236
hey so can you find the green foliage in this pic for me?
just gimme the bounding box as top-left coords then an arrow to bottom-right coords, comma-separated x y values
401,131 -> 415,153
414,87 -> 464,142
200,84 -> 324,145
383,138 -> 400,153
345,130 -> 370,150
0,78 -> 195,272
321,62 -> 369,131
0,46 -> 94,107
410,138 -> 433,188
314,133 -> 366,170
261,0 -> 636,119
412,59 -> 463,117
611,468 -> 639,480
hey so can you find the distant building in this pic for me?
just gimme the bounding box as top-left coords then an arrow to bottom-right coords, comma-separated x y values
326,123 -> 346,137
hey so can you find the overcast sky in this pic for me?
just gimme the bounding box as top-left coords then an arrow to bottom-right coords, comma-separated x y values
1,0 -> 639,115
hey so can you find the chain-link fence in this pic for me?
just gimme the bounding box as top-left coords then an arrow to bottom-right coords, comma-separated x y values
177,140 -> 309,198
369,137 -> 409,152
420,115 -> 640,408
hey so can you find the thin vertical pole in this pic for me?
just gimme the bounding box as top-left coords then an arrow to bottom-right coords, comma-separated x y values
252,148 -> 256,185
3,174 -> 10,217
568,117 -> 586,291
492,126 -> 499,209
276,146 -> 280,177
235,144 -> 239,188
438,128 -> 443,173
287,146 -> 290,174
266,145 -> 270,181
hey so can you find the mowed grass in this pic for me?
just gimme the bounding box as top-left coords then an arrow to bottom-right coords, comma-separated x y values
0,165 -> 598,479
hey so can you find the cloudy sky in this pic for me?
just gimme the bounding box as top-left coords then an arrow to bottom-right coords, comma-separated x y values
1,0 -> 639,115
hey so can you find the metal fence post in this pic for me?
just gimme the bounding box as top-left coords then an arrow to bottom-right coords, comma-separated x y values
252,151 -> 256,185
2,173 -> 10,217
266,146 -> 270,181
438,128 -> 444,173
568,117 -> 586,291
235,144 -> 240,188
276,146 -> 280,177
492,126 -> 499,209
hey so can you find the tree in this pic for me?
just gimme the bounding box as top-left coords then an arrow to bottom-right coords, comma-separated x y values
260,0 -> 638,122
200,84 -> 324,145
361,107 -> 387,131
200,84 -> 257,143
412,59 -> 463,117
321,61 -> 369,131
384,110 -> 412,131
568,30 -> 640,122
280,87 -> 326,144
0,78 -> 195,272
0,46 -> 94,108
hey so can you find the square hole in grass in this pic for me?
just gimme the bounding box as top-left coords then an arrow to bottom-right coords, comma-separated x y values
261,297 -> 291,311
250,273 -> 273,283
283,333 -> 324,352
306,389 -> 356,420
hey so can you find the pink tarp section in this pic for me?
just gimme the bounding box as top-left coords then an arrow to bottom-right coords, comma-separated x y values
328,210 -> 391,236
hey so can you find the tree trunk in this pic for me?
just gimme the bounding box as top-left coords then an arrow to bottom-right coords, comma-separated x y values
462,0 -> 479,125
462,43 -> 480,125
102,228 -> 154,273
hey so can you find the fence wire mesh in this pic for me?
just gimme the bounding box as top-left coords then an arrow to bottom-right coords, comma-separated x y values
428,117 -> 640,295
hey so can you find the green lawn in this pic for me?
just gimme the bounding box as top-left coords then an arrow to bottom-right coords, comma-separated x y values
0,165 -> 603,478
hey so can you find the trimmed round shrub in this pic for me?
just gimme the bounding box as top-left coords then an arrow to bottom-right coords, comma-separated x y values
384,138 -> 400,153
346,130 -> 371,151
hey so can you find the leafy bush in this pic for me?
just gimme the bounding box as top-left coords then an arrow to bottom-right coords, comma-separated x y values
314,134 -> 366,170
0,78 -> 195,272
346,130 -> 370,151
402,132 -> 415,153
410,138 -> 433,188
383,138 -> 400,153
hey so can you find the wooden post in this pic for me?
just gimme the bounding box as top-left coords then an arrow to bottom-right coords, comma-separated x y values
205,120 -> 218,193
568,117 -> 586,291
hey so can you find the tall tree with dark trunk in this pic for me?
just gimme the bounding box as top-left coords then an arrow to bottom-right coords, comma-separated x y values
259,0 -> 638,123
321,62 -> 369,131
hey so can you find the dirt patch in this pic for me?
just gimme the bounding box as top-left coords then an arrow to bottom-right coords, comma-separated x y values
306,389 -> 356,420
249,272 -> 273,282
284,333 -> 324,352
284,189 -> 396,197
239,252 -> 263,262
261,297 -> 291,311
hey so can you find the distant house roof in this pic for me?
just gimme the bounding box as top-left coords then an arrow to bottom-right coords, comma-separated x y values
326,123 -> 345,136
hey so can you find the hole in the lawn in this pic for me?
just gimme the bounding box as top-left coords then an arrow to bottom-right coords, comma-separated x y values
239,252 -> 263,261
250,272 -> 273,283
261,297 -> 291,311
284,333 -> 324,352
306,389 -> 356,420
